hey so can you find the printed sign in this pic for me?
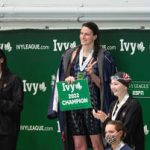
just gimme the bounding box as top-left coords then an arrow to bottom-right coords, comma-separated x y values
129,81 -> 150,98
57,79 -> 91,111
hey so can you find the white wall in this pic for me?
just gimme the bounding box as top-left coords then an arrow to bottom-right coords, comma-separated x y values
0,0 -> 150,29
1,0 -> 150,7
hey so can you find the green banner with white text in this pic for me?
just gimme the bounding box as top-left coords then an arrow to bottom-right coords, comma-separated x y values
57,80 -> 91,111
0,29 -> 149,150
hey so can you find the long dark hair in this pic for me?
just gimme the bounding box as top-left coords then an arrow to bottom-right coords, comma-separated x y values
82,21 -> 100,59
66,22 -> 100,77
0,49 -> 9,78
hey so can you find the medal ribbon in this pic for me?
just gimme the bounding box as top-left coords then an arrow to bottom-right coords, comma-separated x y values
79,48 -> 93,71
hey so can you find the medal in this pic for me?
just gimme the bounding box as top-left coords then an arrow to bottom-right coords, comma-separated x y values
79,48 -> 93,71
77,72 -> 84,80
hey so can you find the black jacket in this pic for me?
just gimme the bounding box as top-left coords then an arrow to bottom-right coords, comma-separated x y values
104,96 -> 145,150
0,70 -> 24,136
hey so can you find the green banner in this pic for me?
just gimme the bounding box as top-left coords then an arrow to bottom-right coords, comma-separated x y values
129,81 -> 150,98
0,29 -> 149,150
57,80 -> 91,111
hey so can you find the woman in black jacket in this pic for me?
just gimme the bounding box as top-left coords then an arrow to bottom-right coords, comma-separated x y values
93,72 -> 144,150
0,49 -> 24,150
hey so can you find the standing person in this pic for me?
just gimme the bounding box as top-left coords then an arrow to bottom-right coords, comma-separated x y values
48,21 -> 116,150
0,49 -> 24,150
105,120 -> 133,150
93,72 -> 145,150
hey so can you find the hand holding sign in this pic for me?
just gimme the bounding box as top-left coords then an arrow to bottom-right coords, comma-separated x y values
65,76 -> 75,84
57,80 -> 91,111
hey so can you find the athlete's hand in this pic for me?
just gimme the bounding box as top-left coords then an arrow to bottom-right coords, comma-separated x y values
85,58 -> 97,75
65,76 -> 75,84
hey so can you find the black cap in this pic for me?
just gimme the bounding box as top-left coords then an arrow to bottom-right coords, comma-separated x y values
111,72 -> 132,87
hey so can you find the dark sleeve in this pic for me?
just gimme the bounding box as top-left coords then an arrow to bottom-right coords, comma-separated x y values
103,50 -> 117,82
47,56 -> 64,119
0,76 -> 24,113
103,50 -> 117,113
47,47 -> 75,119
122,101 -> 143,135
47,56 -> 66,133
122,100 -> 144,149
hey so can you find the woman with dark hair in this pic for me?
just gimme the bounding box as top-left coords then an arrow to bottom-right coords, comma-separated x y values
48,22 -> 116,150
105,120 -> 133,150
93,72 -> 144,150
0,49 -> 24,150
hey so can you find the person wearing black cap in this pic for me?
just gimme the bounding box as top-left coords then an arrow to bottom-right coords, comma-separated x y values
0,49 -> 24,150
93,72 -> 144,150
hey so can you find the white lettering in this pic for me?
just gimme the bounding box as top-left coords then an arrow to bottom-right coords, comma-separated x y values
70,84 -> 75,93
62,83 -> 70,91
53,39 -> 76,52
62,98 -> 88,105
22,80 -> 46,95
62,83 -> 75,93
120,39 -> 145,55
130,42 -> 136,55
63,42 -> 70,50
124,42 -> 130,52
26,83 -> 32,92
32,83 -> 39,95
57,121 -> 61,133
57,42 -> 64,51
120,39 -> 124,51
53,39 -> 57,51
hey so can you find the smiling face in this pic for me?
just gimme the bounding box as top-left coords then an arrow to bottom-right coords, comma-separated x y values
80,26 -> 97,47
110,79 -> 128,98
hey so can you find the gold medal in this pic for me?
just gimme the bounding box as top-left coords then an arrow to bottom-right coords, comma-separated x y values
77,72 -> 84,80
